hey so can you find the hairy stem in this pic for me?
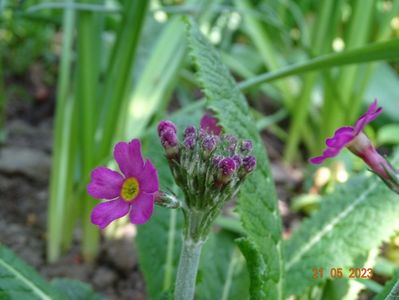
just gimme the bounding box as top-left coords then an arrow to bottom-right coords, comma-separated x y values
174,238 -> 204,300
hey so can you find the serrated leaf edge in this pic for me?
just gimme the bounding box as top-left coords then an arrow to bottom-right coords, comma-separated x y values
286,181 -> 378,270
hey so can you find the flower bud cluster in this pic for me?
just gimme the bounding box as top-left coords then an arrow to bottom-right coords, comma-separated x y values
157,120 -> 256,212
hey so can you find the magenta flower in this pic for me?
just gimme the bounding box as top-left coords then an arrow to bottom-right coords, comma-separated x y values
87,139 -> 159,229
310,100 -> 382,164
310,100 -> 399,191
200,113 -> 222,135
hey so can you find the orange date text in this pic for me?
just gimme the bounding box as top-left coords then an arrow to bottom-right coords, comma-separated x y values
312,267 -> 373,279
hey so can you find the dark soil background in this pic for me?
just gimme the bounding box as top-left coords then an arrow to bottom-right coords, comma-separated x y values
0,93 -> 147,300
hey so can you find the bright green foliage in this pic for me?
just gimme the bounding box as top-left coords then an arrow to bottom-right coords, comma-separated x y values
0,245 -> 62,300
51,279 -> 101,300
186,18 -> 284,299
285,175 -> 399,296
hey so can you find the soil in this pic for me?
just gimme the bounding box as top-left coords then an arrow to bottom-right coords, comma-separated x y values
0,95 -> 146,300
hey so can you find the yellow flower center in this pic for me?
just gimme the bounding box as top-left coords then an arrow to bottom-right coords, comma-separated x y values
121,177 -> 140,202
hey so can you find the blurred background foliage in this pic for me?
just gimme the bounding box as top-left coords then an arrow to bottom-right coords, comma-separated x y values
1,0 -> 399,298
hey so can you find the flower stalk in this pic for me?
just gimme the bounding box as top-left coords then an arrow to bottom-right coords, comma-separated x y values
175,237 -> 204,300
157,116 -> 256,299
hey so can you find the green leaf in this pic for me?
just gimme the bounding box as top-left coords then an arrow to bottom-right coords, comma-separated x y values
0,245 -> 62,300
197,232 -> 249,300
123,17 -> 186,139
239,38 -> 399,91
186,18 -> 284,300
284,175 -> 399,296
374,270 -> 399,300
377,124 -> 399,145
236,238 -> 266,300
51,279 -> 101,300
366,64 -> 399,122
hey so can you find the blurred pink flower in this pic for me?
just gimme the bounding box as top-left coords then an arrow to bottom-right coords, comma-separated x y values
310,100 -> 382,164
87,139 -> 159,229
310,100 -> 399,188
200,113 -> 222,135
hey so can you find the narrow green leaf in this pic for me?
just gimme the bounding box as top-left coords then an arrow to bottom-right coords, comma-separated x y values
123,17 -> 186,139
47,0 -> 77,262
76,0 -> 104,260
239,38 -> 399,91
285,174 -> 399,296
97,0 -> 149,158
0,245 -> 62,300
186,18 -> 284,300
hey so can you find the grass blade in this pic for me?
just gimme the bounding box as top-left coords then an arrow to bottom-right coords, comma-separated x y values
47,0 -> 77,262
238,38 -> 399,91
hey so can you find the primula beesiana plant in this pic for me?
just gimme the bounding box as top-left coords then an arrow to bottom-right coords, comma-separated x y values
87,113 -> 256,300
83,20 -> 399,300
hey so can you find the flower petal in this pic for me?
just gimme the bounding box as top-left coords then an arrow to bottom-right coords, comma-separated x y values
137,160 -> 159,193
114,139 -> 145,177
354,100 -> 383,134
87,167 -> 123,199
129,192 -> 155,224
309,147 -> 341,165
309,156 -> 326,164
325,127 -> 354,148
91,198 -> 130,229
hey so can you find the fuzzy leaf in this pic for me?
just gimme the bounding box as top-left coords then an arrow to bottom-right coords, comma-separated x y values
197,232 -> 249,300
0,245 -> 63,300
186,18 -> 284,300
236,238 -> 266,300
285,175 -> 399,296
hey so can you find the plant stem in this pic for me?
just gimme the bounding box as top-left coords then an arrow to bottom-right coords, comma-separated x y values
174,238 -> 204,300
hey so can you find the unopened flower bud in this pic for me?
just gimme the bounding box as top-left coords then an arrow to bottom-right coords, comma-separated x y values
160,129 -> 179,158
202,135 -> 218,155
198,128 -> 207,139
155,191 -> 181,209
225,135 -> 237,152
184,126 -> 196,139
217,157 -> 236,185
242,155 -> 256,173
240,140 -> 253,154
232,154 -> 242,169
158,120 -> 177,137
184,135 -> 196,150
